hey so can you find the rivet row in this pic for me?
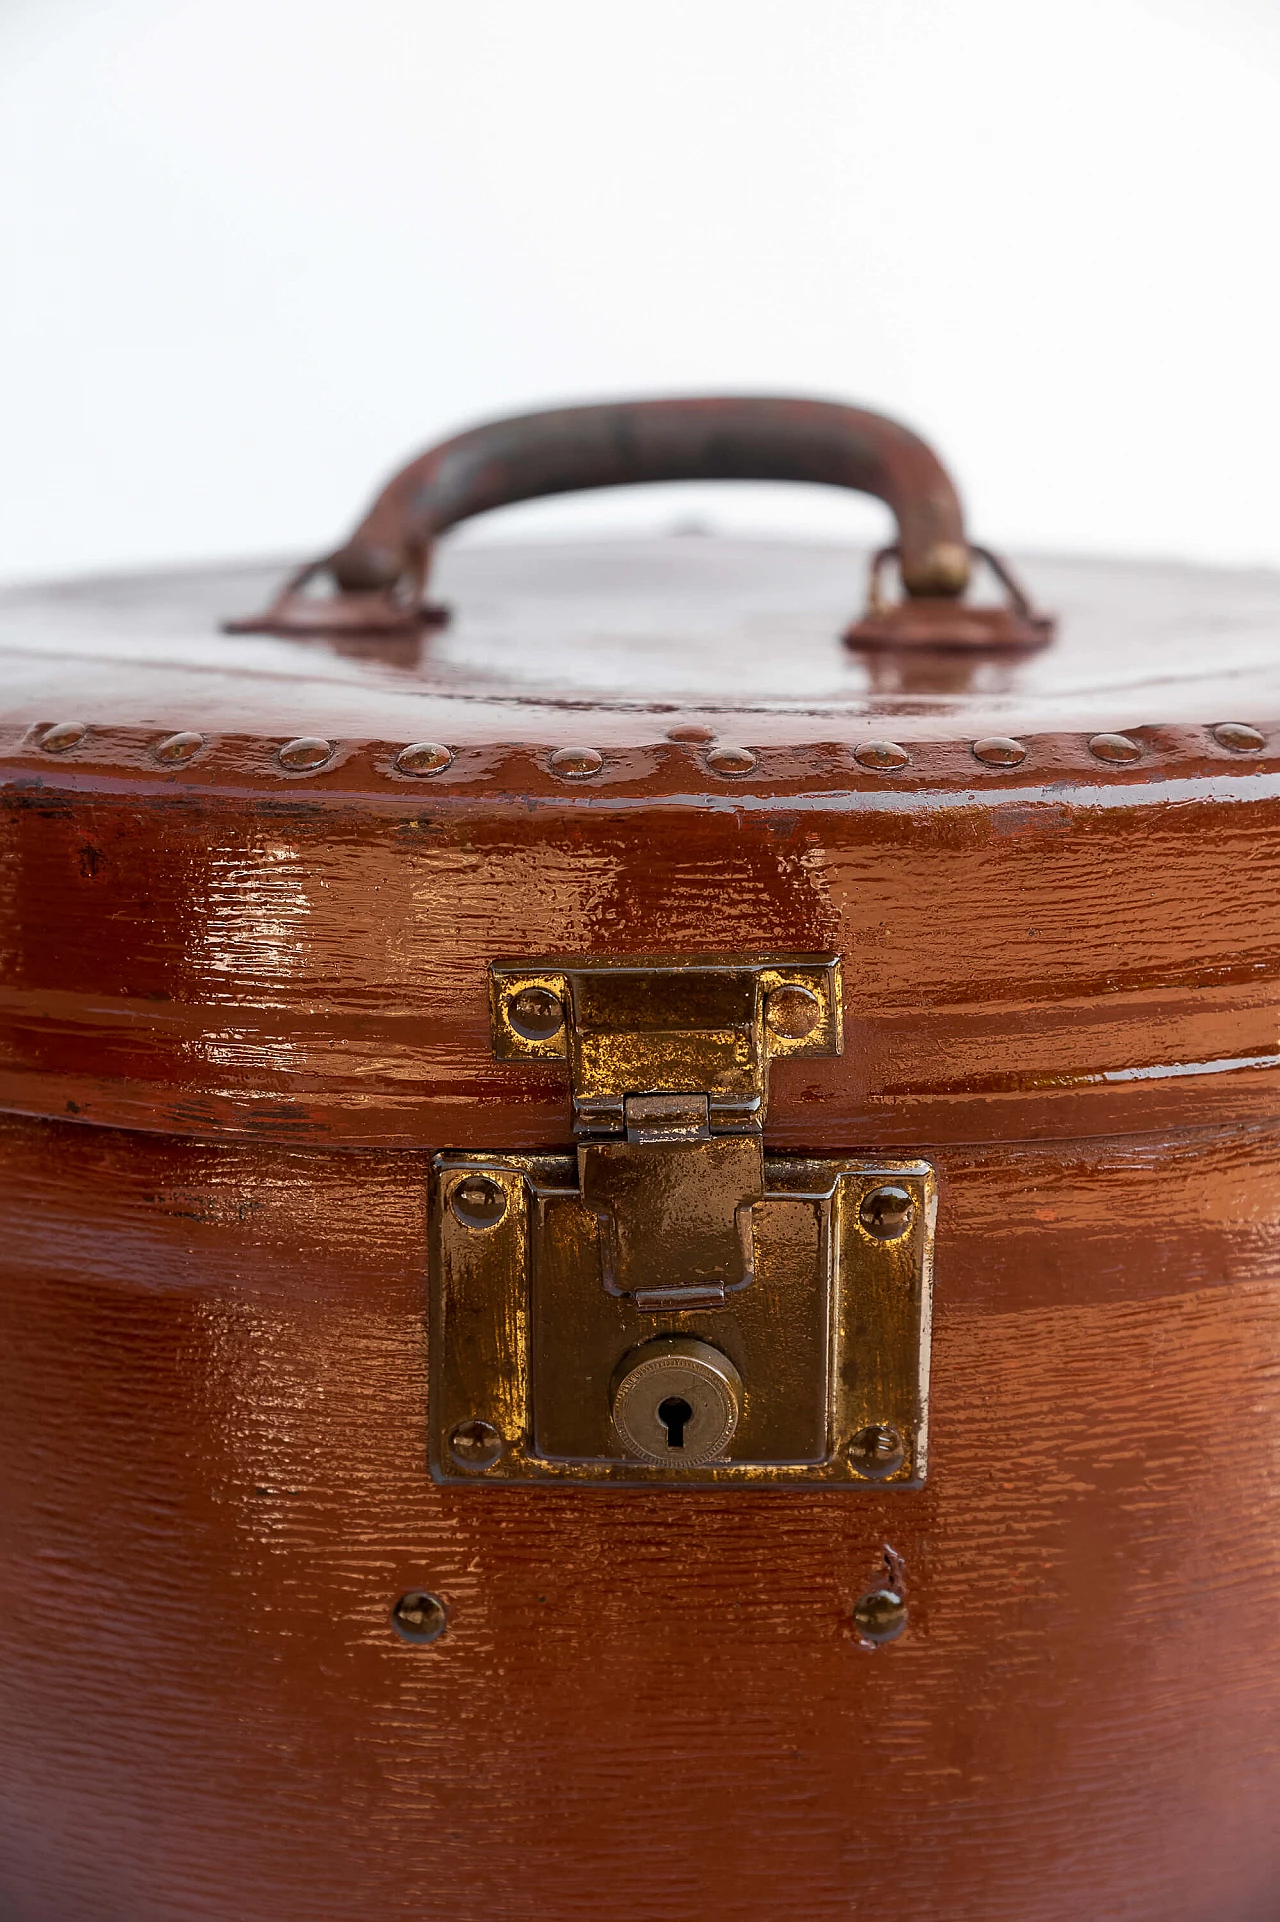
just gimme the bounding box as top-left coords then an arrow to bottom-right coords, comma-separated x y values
27,721 -> 1273,775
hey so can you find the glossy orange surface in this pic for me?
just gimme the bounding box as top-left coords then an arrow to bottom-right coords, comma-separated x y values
2,1116 -> 1277,1919
2,535 -> 1279,1918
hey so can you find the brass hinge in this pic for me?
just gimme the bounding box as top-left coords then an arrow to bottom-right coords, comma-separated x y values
491,956 -> 840,1312
429,955 -> 935,1488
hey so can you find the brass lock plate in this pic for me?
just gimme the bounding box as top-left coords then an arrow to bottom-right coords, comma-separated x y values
429,955 -> 934,1488
430,1151 -> 935,1487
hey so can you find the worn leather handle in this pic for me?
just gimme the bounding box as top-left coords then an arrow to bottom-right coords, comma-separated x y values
227,395 -> 1052,650
330,395 -> 971,600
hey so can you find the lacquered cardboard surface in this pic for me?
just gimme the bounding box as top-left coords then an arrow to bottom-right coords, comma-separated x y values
3,536 -> 1280,738
2,760 -> 1279,1146
2,539 -> 1279,1918
1,1115 -> 1277,1921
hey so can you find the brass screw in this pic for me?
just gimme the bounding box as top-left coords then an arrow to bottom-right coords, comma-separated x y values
847,1423 -> 906,1477
507,985 -> 564,1041
853,1588 -> 908,1646
765,984 -> 822,1041
396,741 -> 452,775
449,1418 -> 503,1470
277,736 -> 333,772
390,1590 -> 448,1645
859,1185 -> 914,1239
450,1175 -> 507,1229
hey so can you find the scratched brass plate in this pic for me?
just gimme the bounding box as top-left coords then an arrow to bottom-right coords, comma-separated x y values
429,1155 -> 935,1488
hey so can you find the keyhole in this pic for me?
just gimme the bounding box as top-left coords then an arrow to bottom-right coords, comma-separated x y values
657,1395 -> 694,1450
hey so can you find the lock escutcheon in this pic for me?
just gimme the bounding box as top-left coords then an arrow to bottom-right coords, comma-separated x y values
611,1337 -> 743,1465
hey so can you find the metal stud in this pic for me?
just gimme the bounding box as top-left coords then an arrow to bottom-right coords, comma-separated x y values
38,722 -> 87,753
855,740 -> 910,770
450,1175 -> 507,1229
1213,722 -> 1266,752
859,1185 -> 914,1239
507,986 -> 564,1040
396,741 -> 452,776
448,1419 -> 503,1470
852,1588 -> 908,1646
971,736 -> 1026,767
277,737 -> 334,772
549,746 -> 603,778
846,1424 -> 906,1477
706,746 -> 757,776
1088,733 -> 1142,763
765,984 -> 821,1040
667,724 -> 716,743
153,731 -> 204,765
390,1591 -> 448,1645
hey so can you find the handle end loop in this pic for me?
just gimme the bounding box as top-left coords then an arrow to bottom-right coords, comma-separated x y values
845,544 -> 1055,653
222,545 -> 448,640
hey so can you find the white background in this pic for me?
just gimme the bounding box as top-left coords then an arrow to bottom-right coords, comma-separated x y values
1,0 -> 1277,582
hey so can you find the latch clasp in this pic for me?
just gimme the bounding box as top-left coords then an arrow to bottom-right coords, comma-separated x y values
490,956 -> 841,1311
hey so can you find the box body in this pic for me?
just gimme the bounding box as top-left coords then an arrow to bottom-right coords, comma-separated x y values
1,538 -> 1279,1918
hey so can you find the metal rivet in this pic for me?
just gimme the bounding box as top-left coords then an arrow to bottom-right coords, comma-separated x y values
765,984 -> 822,1041
1214,722 -> 1266,752
549,746 -> 603,777
706,746 -> 757,775
450,1175 -> 507,1229
449,1419 -> 503,1470
1088,732 -> 1142,763
396,741 -> 452,776
39,722 -> 88,754
507,986 -> 564,1041
853,1588 -> 908,1646
667,724 -> 716,743
847,1424 -> 906,1478
972,736 -> 1026,767
855,740 -> 910,771
390,1590 -> 448,1645
859,1185 -> 914,1240
153,730 -> 204,765
277,736 -> 333,772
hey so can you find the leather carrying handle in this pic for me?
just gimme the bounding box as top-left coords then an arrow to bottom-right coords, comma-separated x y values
332,395 -> 971,600
227,395 -> 1052,650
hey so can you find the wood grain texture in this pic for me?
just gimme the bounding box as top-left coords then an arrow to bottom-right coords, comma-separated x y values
0,1114 -> 1277,1921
